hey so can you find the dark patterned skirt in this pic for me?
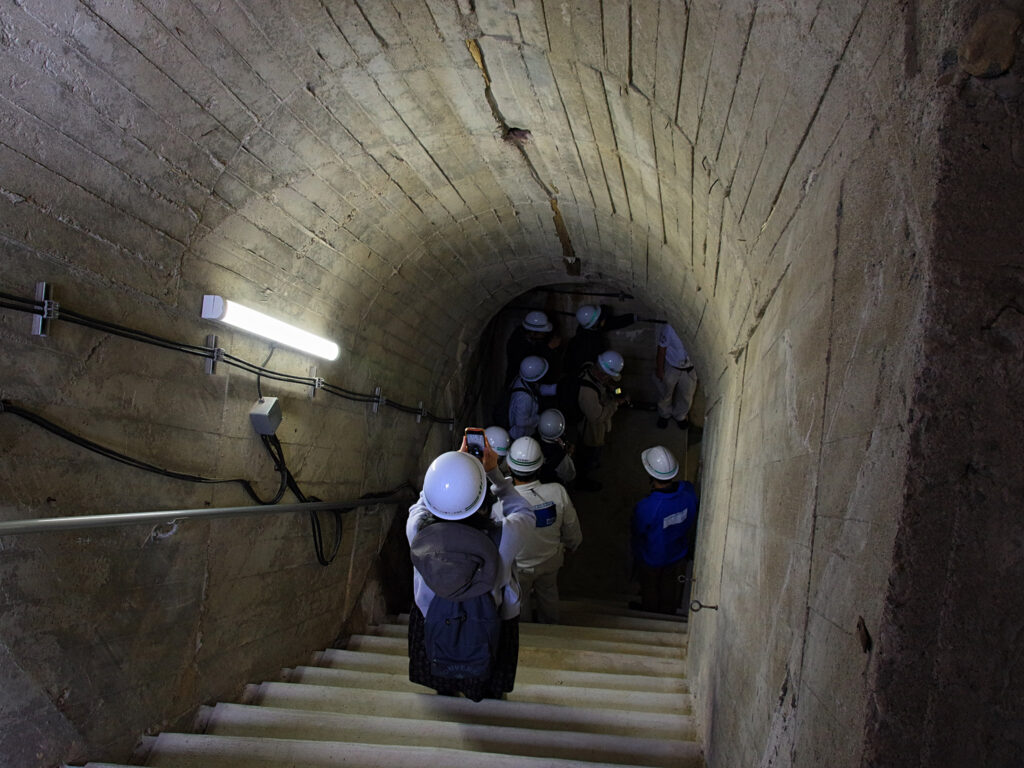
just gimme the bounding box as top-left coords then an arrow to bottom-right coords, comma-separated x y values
407,604 -> 519,702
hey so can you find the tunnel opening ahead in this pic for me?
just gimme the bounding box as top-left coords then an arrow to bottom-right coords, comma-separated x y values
455,283 -> 706,609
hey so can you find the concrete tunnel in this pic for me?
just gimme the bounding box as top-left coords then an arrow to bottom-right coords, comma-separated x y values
0,1 -> 1021,766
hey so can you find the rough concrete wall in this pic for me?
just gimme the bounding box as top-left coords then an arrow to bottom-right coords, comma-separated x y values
680,1 -> 935,766
0,1 -> 992,767
865,2 -> 1024,765
0,2 -> 473,763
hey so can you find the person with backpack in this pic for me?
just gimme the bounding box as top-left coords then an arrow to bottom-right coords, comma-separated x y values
495,436 -> 582,624
575,350 -> 627,492
406,434 -> 533,701
631,445 -> 698,614
508,355 -> 557,439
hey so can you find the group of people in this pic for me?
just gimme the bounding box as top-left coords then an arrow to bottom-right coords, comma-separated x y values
502,305 -> 638,492
402,305 -> 700,701
405,430 -> 697,701
502,305 -> 698,489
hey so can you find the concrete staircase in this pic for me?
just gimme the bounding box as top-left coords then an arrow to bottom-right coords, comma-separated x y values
74,600 -> 702,768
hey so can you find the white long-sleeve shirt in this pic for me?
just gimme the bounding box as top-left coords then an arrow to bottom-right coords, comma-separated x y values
407,467 -> 532,620
493,479 -> 582,571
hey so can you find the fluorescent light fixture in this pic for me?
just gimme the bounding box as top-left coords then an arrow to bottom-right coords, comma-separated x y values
201,295 -> 339,361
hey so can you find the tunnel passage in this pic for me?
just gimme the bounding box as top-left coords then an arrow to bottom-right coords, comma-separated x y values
465,285 -> 705,602
1,2 -> 1021,767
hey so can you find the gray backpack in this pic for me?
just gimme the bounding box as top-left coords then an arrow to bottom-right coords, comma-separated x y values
410,520 -> 502,679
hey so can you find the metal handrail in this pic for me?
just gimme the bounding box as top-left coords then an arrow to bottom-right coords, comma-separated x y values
0,492 -> 418,536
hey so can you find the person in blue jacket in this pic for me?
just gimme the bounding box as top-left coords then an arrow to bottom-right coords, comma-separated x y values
631,445 -> 698,614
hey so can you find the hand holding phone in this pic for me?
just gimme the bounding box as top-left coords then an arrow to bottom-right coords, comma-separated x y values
464,428 -> 486,459
462,427 -> 498,472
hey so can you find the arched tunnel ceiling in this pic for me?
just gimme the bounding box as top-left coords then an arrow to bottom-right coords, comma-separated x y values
175,0 -> 720,394
0,1 -> 896,407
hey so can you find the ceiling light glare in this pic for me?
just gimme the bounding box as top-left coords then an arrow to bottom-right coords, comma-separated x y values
201,295 -> 339,361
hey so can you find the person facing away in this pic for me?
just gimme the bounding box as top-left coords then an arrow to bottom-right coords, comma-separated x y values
406,433 -> 532,701
505,309 -> 562,385
494,436 -> 582,624
564,304 -> 636,380
537,408 -> 576,485
655,322 -> 697,430
508,355 -> 558,440
575,349 -> 627,492
631,445 -> 698,615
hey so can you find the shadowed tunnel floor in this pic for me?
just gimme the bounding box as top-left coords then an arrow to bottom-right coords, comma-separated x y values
556,407 -> 701,608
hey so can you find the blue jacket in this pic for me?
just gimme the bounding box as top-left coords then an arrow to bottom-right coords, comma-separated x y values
632,481 -> 698,568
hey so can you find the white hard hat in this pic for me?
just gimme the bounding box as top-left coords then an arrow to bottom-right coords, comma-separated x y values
576,305 -> 601,329
508,436 -> 544,475
484,426 -> 511,457
519,355 -> 549,382
641,445 -> 679,481
522,310 -> 553,333
538,409 -> 566,442
597,349 -> 624,380
421,451 -> 488,520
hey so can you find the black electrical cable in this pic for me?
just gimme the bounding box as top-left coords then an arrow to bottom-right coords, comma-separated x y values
60,306 -> 213,355
255,348 -> 275,401
1,400 -> 278,505
0,290 -> 456,424
260,433 -> 342,566
60,313 -> 212,359
539,288 -> 635,299
0,295 -> 42,312
1,399 -> 416,567
250,384 -> 370,569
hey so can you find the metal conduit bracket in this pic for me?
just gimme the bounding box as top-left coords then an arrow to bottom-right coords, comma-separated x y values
203,335 -> 222,375
372,387 -> 384,414
416,402 -> 424,424
31,281 -> 58,337
309,366 -> 323,399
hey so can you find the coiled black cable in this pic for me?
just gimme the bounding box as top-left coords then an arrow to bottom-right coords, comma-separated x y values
257,432 -> 341,566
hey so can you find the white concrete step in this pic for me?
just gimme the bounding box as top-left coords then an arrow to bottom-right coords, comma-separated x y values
313,648 -> 688,693
370,621 -> 688,655
244,682 -> 696,740
199,703 -> 703,767
285,665 -> 692,714
72,602 -> 702,768
395,607 -> 688,634
343,634 -> 687,676
103,732 -> 668,767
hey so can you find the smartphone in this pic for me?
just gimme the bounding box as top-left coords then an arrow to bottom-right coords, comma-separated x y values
465,428 -> 486,459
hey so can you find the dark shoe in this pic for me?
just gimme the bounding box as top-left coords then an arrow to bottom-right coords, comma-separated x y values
657,417 -> 669,429
677,419 -> 690,430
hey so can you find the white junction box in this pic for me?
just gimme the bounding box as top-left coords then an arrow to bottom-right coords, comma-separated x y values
249,397 -> 282,435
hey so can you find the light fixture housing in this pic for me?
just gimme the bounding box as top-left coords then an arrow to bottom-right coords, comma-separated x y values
201,295 -> 339,361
